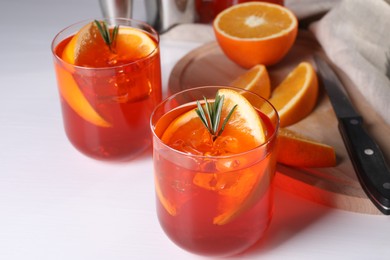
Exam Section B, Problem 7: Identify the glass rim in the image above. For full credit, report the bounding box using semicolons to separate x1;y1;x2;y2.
51;17;160;70
150;85;280;160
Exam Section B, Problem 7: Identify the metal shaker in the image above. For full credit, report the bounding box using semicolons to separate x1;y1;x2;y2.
99;0;133;19
145;0;197;33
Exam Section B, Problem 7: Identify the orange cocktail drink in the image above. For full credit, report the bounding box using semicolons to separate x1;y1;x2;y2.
151;86;279;256
52;18;162;160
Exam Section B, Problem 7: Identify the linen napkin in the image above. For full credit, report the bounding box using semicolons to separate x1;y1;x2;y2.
309;0;390;125
286;0;340;19
160;23;214;43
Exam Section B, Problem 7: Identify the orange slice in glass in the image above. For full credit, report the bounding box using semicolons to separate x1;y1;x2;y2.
162;88;266;153
55;65;111;127
159;89;270;224
63;22;156;66
193;158;272;225
59;21;156;127
154;175;177;216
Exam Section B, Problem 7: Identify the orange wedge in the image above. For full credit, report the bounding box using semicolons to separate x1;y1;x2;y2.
158;89;271;225
154;175;177;216
269;62;319;127
213;2;298;68
54;65;111;127
230;64;271;99
114;27;157;62
192;158;271;225
58;21;157;127
277;128;336;167
162;88;266;154
63;22;156;66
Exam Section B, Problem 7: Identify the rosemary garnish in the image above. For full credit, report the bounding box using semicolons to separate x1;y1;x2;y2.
94;20;119;53
195;93;237;142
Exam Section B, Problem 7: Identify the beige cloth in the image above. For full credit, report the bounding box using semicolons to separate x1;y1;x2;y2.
309;0;390;125
286;0;341;19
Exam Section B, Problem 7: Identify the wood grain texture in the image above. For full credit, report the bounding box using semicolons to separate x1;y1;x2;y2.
168;31;390;215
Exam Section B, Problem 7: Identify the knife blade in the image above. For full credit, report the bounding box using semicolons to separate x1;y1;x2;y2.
314;55;390;215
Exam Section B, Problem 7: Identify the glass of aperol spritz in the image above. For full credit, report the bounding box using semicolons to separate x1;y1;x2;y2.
52;18;162;161
150;86;279;257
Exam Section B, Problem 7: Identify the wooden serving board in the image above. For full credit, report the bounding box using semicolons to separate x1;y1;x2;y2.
168;31;390;215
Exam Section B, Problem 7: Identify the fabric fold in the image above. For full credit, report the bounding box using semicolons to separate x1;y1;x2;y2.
310;0;390;125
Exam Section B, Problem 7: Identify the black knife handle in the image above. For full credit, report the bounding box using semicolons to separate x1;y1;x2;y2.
338;117;390;214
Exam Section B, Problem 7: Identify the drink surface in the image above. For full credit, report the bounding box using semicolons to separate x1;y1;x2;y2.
157;102;275;155
53;26;162;160
153;103;276;256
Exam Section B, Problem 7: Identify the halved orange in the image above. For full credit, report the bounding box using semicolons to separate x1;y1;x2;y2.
213;2;298;68
158;89;272;225
277;128;336;167
58;21;156;127
269;62;319;127
230;64;271;99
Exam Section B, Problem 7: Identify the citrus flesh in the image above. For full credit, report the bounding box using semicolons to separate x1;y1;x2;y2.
230;61;334;167
58;21;157;127
192;157;271;225
216;3;295;39
158;89;271;225
269;62;319;127
154;175;177;216
230;64;271;99
213;2;298;67
278;128;336;168
161;89;266;155
63;22;157;67
54;64;111;127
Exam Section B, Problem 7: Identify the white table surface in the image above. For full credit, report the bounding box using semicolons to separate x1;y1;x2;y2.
1;0;389;259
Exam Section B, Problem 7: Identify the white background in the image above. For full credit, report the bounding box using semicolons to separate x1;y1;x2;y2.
0;0;389;259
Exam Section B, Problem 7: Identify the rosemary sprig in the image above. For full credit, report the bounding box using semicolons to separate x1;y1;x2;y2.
94;20;119;53
195;93;237;142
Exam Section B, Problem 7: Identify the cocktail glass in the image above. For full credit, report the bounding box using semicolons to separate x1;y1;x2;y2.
52;18;162;161
150;86;279;257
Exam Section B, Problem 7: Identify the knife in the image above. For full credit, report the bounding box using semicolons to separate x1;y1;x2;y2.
314;55;390;215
